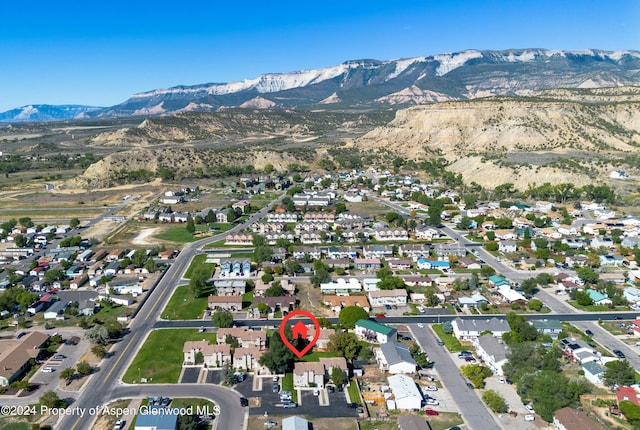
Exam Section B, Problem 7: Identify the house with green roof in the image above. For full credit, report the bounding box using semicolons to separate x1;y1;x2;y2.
355;319;397;344
488;275;510;288
586;289;612;306
531;319;563;339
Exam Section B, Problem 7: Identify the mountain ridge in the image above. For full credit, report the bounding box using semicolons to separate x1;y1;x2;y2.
2;48;640;123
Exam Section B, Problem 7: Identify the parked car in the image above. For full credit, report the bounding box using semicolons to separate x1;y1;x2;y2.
425;398;439;406
525;404;536;414
240;397;249;407
498;377;505;384
458;351;473;358
464;356;477;362
154;397;163;406
113;419;125;430
425;385;438;391
424;409;439;416
160;397;171;407
282;402;297;408
53;354;66;360
41;366;54;373
236;372;246;382
272;383;280;393
524;414;535;421
437;339;445;346
417;323;424;328
198;326;206;333
327;386;335;393
272;376;279;382
264;420;278;427
585;329;593;336
614;349;626;359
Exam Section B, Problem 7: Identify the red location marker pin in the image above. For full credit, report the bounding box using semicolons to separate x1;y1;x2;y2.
279;310;321;359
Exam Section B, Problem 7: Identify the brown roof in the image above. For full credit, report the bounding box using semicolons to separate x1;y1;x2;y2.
183;341;231;356
294;361;326;375
554;407;602;430
233;346;264;358
217;328;267;343
0;331;49;381
208;296;243;304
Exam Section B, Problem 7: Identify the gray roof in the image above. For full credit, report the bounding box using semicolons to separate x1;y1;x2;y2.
453;317;510;333
531;319;563;331
583;361;605;375
398;414;431;430
282;416;309;430
380;342;417;367
476;334;509;362
135;406;179;430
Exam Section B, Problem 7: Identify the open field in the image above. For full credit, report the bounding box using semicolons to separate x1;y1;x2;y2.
183;254;216;279
248;416;357;430
122;329;217;383
162;285;209;320
432;324;470;352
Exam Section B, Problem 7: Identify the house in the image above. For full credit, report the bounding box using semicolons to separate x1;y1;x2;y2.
70;273;89;290
586;289;612;306
451;317;510;341
386;374;422;410
368;289;408;307
624;287;640;304
216;208;233;223
293;357;348;389
225;233;254;245
219;258;251;277
553;407;603;430
320;278;362;295
497;286;528;304
414;226;440;240
599;254;624;266
354;258;382;270
207;296;243;311
362;245;393;259
622;236;640;249
457;257;481;270
78;299;96;317
416;258;450;270
107;249;124;261
282;416;310;430
135;406;179;430
216;328;267;349
398;414;431;430
387;258;412;270
107;278;144;296
355;319;397;344
305;326;336;350
531;319;564;339
43;301;67;320
375;342;417;374
323;295;371;313
398;244;431;259
591;236;614;249
434;243;466;260
401;276;433;287
232;346;265;371
582;361;606;385
97;294;134;306
488;275;510;288
183;341;231;367
213;280;246;296
375;228;409;242
253;296;296;314
498;240;517;253
292;246;322;260
617;387;640;406
362;278;381;292
559;337;596;363
473;334;509;376
232;200;251;213
0;331;49;386
458;292;490;308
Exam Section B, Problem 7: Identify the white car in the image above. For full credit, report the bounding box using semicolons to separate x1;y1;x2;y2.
525;404;536;414
41;366;54;373
498;377;505;384
524;414;535;421
425;385;438;391
417;323;424;328
425;398;439;406
113;420;124;430
313;389;319;396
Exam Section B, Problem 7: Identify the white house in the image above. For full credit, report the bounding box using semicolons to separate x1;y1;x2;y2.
375;342;417;374
451;317;510;341
320;278;362;296
386;374;422;410
582;361;606;385
473;334;509;376
355;319;397;344
368;289;407;307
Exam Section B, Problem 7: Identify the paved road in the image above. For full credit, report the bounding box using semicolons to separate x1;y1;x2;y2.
408;324;503;430
571;320;640;371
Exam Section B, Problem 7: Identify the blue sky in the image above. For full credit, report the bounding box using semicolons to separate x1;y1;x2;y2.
0;0;637;112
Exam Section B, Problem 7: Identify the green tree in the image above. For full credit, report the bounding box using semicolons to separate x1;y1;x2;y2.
59;367;75;385
205;209;216;224
327;332;361;361
603;360;636;387
527;299;543;311
485;242;499;252
69;217;80;229
427;203;443;227
530;370;590;422
259;331;295;373
189;265;210;298
576;267;599;284
221;363;237;386
442;321;454;334
39;391;63;408
619;400;640;427
76;361;92;376
339;306;369;329
310;268;331;287
575;290;594;306
461;364;492;388
265;284;284;297
91;344;108;358
212;309;234;328
520;278;538;296
186;215;196;234
19;217;34;228
482;390;508;413
331;367;346;387
85;325;109;345
254;246;273;264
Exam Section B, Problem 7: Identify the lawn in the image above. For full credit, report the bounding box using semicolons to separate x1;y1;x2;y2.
154;224;209;243
162;285;209;320
569;302;629;312
432;324;469;352
123;329;217;383
282;372;298;403
347;379;361;403
299;351;338;362
183;254;216;279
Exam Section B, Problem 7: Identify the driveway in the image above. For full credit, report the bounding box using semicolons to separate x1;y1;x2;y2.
484;376;537;429
180;367;201;384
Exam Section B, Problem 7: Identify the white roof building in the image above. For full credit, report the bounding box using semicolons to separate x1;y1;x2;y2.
386;374;422;410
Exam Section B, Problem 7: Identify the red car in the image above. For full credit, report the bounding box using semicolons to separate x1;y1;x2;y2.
425;409;439;416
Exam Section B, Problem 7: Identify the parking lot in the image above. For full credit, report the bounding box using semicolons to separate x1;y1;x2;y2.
179;367;201;383
235;375;358;418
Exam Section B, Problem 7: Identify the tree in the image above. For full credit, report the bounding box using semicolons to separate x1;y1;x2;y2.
261;273;274;283
461;364;492;388
189;265;210;298
331;367;346;387
91;344;107;358
576;266;599;284
69;217;80;228
265;284;284;297
575;290;594;306
310;268;331;287
19;217;34;228
339;306;369;329
485;242;499;252
44;269;64;283
39;391;63;408
60;367;75;385
105;322;124;339
603;360;636;387
144;258;157;273
186;215;196;234
85;325;109;345
528;299;543;311
530;370;590;422
482;390;508;413
259;331;295;373
212;309;234;328
254;246;273;264
520;278;538;296
427;203;443;227
442;321;453;334
327;332;361;361
221;363;237;386
620;401;640;427
14;234;26;247
205;209;216;224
